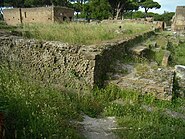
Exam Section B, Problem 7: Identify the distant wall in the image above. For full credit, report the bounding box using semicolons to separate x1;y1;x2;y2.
3;8;21;26
172;6;185;32
3;7;74;26
101;19;165;31
21;7;53;24
0;31;154;90
54;7;74;22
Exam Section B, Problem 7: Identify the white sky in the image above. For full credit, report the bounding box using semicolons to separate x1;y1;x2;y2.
139;0;185;14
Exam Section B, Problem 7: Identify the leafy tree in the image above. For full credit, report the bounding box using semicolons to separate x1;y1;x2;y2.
124;0;139;19
151;11;175;26
51;0;71;6
162;12;175;25
140;0;161;14
3;0;24;7
108;0;139;20
132;11;145;18
108;0;126;19
3;0;72;7
89;0;111;20
72;2;82;18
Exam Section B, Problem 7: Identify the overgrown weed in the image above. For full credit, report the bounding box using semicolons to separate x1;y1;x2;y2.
1;67;185;138
22;22;151;45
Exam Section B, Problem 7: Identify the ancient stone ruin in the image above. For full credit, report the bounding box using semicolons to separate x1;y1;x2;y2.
3;6;74;26
172;6;185;32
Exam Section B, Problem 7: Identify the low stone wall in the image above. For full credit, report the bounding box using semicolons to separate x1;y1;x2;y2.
94;31;155;86
0;31;154;90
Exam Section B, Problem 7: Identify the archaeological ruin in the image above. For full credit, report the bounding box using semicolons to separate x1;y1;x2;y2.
171;6;185;32
3;6;74;26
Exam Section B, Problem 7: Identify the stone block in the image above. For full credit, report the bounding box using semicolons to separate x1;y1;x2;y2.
162;50;171;67
175;65;185;79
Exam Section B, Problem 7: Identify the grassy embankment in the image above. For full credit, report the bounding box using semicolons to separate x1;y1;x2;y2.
0;20;152;45
1;21;185;138
22;22;151;45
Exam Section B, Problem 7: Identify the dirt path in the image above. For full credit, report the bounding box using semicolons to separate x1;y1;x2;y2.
79;115;118;139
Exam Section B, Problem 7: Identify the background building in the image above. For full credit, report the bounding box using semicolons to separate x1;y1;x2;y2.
3;6;74;26
171;6;185;32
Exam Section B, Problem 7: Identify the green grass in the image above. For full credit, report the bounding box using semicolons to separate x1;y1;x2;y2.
22;22;151;45
103;94;185;139
154;49;165;65
173;43;185;65
0;20;151;45
0;21;17;31
1;66;185;138
0;67;83;138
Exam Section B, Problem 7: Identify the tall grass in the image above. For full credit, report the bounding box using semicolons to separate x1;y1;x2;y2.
0;21;17;31
0;67;83;138
1;66;185;138
173;43;185;65
23;22;151;45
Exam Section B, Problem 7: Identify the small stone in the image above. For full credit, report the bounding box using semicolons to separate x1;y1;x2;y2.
175;65;185;79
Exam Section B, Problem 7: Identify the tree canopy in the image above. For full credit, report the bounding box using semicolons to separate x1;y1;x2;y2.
2;0;72;7
89;0;111;20
0;0;163;20
140;0;161;14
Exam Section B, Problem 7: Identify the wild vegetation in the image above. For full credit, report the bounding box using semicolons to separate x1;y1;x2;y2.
23;22;151;45
1;65;185;138
124;11;175;26
173;42;185;65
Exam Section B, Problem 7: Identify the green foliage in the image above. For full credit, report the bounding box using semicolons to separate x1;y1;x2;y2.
102;87;185;138
159;12;175;26
108;0;140;19
3;0;71;7
140;0;161;14
72;2;82;13
173;43;185;65
154;50;164;65
124;11;145;19
0;21;17;31
89;0;111;20
124;11;174;26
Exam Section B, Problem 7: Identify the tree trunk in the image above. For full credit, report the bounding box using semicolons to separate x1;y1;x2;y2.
115;8;121;20
144;8;148;18
115;2;124;20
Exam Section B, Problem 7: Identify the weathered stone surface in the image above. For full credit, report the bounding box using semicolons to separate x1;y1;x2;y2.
108;62;174;100
175;65;185;97
0;30;154;91
3;7;74;26
172;6;185;32
130;45;149;57
0;36;94;91
175;65;185;79
161;50;171;67
79;115;118;139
